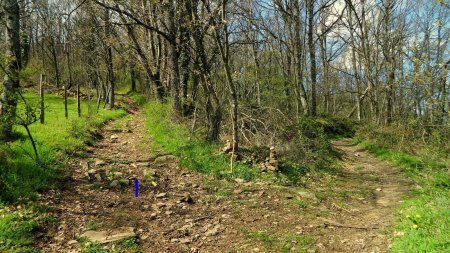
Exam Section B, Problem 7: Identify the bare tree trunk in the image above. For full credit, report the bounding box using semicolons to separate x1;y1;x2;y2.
65;34;73;90
348;7;362;120
167;1;182;115
440;60;449;122
0;0;21;140
180;1;191;107
104;2;115;109
307;0;317;116
190;6;222;141
383;0;395;125
120;13;165;101
319;23;330;114
130;66;137;92
50;36;61;87
292;0;309;114
19;0;30;68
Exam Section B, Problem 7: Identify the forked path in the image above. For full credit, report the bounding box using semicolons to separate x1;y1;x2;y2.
37;108;411;253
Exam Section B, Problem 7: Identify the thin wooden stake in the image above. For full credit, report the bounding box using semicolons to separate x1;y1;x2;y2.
64;85;68;118
77;82;81;117
39;73;45;124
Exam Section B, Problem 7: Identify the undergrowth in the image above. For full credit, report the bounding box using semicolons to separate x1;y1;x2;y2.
277;116;350;184
143;101;349;185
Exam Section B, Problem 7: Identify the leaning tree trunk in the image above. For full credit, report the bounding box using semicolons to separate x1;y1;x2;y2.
0;0;21;140
191;14;222;141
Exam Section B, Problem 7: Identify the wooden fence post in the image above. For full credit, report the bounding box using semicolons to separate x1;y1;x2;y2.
64;85;68;118
39;73;45;124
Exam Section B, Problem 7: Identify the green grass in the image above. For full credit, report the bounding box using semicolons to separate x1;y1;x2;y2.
353;139;450;253
247;230;278;244
292;199;308;208
144;101;260;181
80;238;139;253
20;92;127;153
0;92;125;202
202;179;233;195
0;91;126;252
128;91;147;106
244;229;312;252
0;208;39;252
86;221;99;231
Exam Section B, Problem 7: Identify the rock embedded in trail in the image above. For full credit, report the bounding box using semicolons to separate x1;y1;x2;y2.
111;171;123;179
87;169;107;182
80;227;136;244
119;179;130;186
136;161;151;167
87;169;97;180
179;193;194;204
284;193;294;199
143;168;158;178
204;225;221;237
179;237;192;244
234;178;245;184
298;191;318;201
109;180;120;188
150;213;158;220
80;161;90;171
154;155;178;164
156;192;168;198
94;159;106;166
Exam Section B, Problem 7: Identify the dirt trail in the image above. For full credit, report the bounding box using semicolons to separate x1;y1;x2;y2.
37;109;410;253
307;139;412;252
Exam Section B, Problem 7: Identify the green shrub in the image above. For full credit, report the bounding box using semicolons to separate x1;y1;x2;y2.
356;120;450;160
277;116;341;182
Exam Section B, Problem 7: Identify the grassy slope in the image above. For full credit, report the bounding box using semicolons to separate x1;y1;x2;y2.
353;139;449;253
0;92;126;252
144;101;261;181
